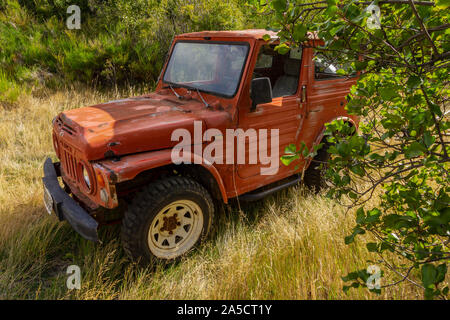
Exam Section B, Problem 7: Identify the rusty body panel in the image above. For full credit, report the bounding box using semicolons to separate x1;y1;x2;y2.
55;92;232;161
50;29;359;215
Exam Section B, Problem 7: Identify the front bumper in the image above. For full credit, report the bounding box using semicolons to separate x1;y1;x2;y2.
42;158;99;242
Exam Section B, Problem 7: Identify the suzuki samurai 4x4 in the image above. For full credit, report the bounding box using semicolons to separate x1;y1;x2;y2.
42;29;358;263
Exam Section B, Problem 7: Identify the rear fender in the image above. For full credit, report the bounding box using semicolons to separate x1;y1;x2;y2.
302;116;357;171
313;116;358;146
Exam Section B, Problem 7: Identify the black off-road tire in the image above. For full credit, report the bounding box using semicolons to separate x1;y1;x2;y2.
121;176;214;265
303;143;331;192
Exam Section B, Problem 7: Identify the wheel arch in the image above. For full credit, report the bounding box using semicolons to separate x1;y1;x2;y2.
313;116;358;146
101;149;228;203
303;116;357;172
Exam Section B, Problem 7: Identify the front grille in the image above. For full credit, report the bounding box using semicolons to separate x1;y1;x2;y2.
55;116;77;135
54;115;80;182
61;147;78;182
62;123;76;135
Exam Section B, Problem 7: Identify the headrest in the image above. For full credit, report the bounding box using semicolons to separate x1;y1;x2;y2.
284;58;301;76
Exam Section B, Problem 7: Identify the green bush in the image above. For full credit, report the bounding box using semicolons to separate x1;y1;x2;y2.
0;70;23;105
0;0;267;104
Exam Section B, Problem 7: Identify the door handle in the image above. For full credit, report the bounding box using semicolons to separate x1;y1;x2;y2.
300;85;309;117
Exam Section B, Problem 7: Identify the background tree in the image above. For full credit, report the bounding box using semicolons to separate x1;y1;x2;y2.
255;0;449;299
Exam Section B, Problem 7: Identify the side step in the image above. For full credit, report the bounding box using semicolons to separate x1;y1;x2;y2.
238;176;302;202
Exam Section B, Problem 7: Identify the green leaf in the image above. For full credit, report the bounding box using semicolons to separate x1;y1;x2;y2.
424;288;435;300
343;281;361;293
301;145;310;157
341;271;359;282
366;242;378;252
356;207;365;224
284;143;297;154
421;264;437;288
274;43;290;55
406;75;422;89
366;209;381;224
423;132;435;148
262;34;271;41
272;0;286;12
379;86;399;101
345;227;365;244
380;242;394;252
325;5;338;17
435;264;447;284
344;235;354;245
436;0;450;9
281;154;299;166
405;142;427;159
350;164;365;176
354;61;368;71
293;24;307;41
348;191;357;199
429;103;443;117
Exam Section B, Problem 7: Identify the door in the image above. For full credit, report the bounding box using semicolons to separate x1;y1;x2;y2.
302;49;358;151
236;43;306;183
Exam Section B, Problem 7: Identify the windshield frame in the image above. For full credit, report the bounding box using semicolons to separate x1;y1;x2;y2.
162;40;251;99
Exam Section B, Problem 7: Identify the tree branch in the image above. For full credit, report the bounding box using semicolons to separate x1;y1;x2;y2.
408;0;440;56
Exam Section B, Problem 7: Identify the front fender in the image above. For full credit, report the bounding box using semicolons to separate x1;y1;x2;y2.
97;149;228;203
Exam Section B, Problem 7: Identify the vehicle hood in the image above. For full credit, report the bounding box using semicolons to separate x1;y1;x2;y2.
55;92;231;161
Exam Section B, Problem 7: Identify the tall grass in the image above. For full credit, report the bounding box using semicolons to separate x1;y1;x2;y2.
0;88;423;299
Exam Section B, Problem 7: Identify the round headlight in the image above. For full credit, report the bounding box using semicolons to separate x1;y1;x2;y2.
82;165;91;189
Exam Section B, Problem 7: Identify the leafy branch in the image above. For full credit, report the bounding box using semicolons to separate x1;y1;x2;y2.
259;0;450;299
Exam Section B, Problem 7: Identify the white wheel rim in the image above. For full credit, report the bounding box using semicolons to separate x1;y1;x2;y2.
147;199;204;259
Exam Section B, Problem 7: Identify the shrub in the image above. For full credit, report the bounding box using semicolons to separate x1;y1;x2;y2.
270;0;449;299
0;0;262;104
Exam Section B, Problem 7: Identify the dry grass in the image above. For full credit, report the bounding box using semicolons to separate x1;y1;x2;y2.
0;88;423;299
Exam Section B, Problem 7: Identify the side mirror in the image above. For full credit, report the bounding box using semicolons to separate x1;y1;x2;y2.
250;77;272;112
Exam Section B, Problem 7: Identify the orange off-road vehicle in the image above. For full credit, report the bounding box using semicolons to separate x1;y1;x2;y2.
42;29;358;263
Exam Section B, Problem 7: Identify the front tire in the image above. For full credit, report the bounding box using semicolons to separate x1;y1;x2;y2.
121;176;214;264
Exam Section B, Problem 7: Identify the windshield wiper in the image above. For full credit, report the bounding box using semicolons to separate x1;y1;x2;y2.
164;82;210;108
168;84;182;99
195;88;210;109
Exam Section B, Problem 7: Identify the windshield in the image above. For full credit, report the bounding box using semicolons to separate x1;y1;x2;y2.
163;41;249;97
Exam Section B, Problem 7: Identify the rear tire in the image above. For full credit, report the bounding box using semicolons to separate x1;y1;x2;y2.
303;143;331;192
121;176;214;264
